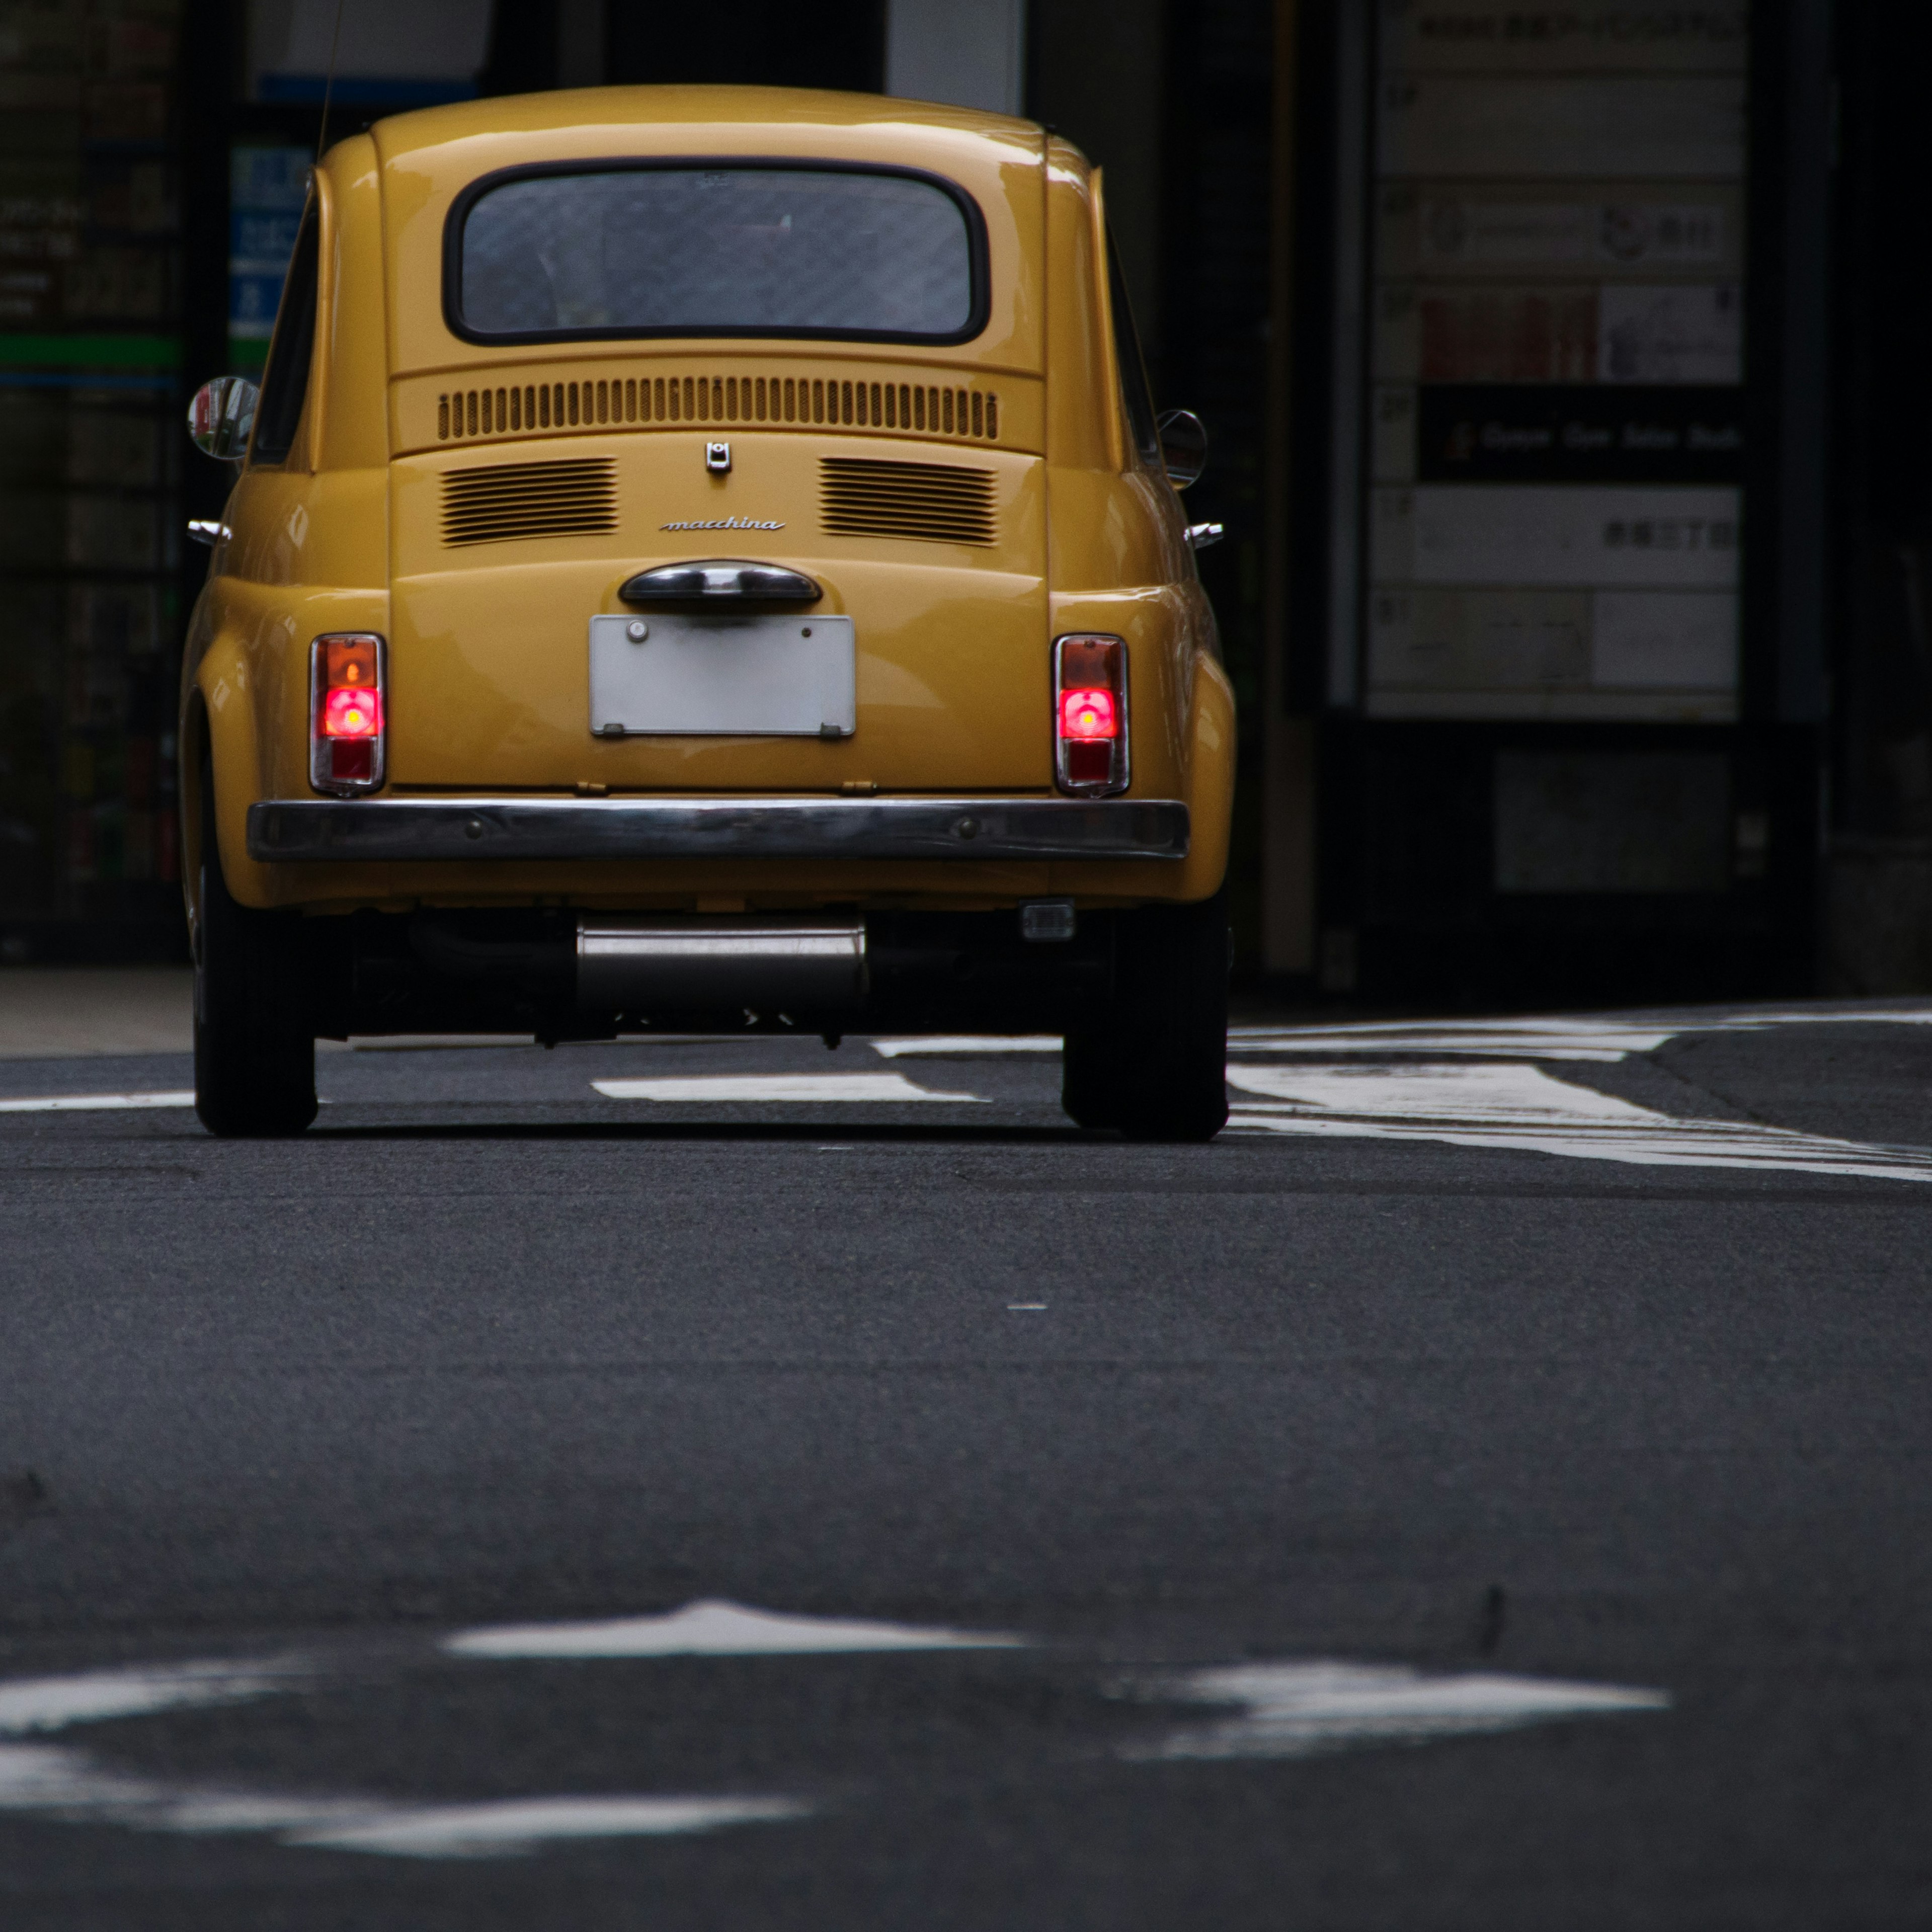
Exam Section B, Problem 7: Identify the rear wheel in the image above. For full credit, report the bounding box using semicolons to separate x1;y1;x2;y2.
194;764;317;1138
1061;889;1229;1142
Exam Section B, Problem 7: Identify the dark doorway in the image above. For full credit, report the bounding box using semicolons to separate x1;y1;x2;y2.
607;3;886;93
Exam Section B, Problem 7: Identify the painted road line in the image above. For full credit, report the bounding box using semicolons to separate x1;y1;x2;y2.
445;1598;1027;1659
1122;1660;1668;1761
868;1036;1061;1057
1225;1061;1932;1182
0;1743;804;1860
1228;1020;1676;1061
286;1794;808;1858
0;1662;314;1737
1230;1062;1652;1124
1227;1005;1932;1062
0;1091;196;1113
592;1074;986;1103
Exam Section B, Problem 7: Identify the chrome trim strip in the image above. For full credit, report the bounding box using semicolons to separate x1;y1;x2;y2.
247;795;1190;863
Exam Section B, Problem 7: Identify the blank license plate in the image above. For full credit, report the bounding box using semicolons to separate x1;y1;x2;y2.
588;613;856;738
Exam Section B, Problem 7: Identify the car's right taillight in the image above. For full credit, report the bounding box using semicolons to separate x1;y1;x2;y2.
1054;633;1129;796
309;632;386;794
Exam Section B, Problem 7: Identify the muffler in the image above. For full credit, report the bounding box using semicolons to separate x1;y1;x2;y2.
576;915;866;1015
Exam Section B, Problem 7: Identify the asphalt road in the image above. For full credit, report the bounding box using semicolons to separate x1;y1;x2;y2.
1;1004;1929;1927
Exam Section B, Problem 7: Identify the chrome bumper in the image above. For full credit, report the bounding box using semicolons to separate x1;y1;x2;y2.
246;795;1190;864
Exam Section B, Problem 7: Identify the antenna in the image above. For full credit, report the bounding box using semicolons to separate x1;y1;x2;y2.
315;0;347;165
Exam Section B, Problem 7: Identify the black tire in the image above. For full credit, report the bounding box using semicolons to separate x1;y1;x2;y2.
194;763;317;1138
1061;888;1229;1142
1060;1028;1124;1130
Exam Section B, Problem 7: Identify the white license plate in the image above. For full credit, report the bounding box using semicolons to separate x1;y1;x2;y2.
588;613;856;738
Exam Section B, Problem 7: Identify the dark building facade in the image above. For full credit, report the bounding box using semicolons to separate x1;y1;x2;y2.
2;0;1916;1010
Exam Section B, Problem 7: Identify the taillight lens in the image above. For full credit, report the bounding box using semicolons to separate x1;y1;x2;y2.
310;632;386;794
322;685;382;738
1054;634;1128;795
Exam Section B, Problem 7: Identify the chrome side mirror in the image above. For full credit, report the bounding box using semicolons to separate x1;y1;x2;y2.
187;375;259;462
1157;408;1208;489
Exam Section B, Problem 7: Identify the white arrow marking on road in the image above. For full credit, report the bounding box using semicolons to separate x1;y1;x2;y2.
0;1091;196;1113
445;1597;1027;1659
1124;1660;1668;1760
592;1073;985;1103
1225;1061;1932;1182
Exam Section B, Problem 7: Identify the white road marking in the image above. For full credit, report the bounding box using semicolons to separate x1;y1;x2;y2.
1230;1063;1651;1123
0;1091;196;1113
1125;1660;1668;1760
592;1074;985;1103
1229;1022;1671;1062
1229;1005;1932;1062
444;1597;1026;1659
284;1794;808;1858
0;1743;802;1860
0;1662;312;1736
1008;1303;1048;1311
1225;1061;1932;1182
868;1036;1061;1057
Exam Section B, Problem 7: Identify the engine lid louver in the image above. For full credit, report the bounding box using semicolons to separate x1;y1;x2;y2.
819;457;996;548
437;375;1000;445
441;457;617;547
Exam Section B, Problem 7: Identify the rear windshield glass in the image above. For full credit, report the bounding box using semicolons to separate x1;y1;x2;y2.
451;165;984;344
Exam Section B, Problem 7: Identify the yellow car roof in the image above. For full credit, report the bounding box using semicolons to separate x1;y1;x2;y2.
359;86;1051;380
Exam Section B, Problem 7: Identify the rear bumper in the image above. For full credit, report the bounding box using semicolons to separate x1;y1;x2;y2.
247;795;1190;864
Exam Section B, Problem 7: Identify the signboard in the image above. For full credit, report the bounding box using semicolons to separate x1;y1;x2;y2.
1361;1;1749;723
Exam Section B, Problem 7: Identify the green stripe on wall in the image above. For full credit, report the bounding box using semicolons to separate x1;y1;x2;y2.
0;335;183;370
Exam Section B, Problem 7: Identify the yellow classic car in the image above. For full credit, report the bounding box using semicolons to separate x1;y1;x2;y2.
181;86;1235;1141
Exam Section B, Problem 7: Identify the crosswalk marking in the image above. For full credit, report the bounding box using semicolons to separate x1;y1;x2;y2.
0;1091;195;1113
1226;1061;1932;1182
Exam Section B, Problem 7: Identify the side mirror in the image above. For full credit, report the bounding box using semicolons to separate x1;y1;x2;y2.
1157;409;1208;489
187;376;259;462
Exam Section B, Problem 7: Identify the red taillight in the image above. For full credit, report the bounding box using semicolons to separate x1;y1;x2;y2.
1059;688;1117;740
310;632;386;794
321;685;382;739
1053;634;1128;795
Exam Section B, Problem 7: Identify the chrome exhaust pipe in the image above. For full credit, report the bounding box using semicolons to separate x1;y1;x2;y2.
576;914;866;1014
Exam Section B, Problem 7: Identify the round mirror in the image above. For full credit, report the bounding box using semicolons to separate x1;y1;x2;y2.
187;375;259;463
1157;408;1209;489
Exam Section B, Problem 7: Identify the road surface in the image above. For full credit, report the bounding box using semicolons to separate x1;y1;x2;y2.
1;1002;1928;1927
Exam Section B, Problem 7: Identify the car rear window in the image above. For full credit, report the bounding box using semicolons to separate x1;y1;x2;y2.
450;164;985;345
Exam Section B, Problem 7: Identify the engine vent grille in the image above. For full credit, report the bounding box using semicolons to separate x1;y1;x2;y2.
440;457;617;547
820;458;996;547
437;376;1000;444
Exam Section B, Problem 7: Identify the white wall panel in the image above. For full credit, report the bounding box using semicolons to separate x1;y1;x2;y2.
1380;184;1743;280
1380;2;1749;76
1373;485;1742;589
1592;589;1738;686
887;0;1026;116
1599;285;1742;382
1379;77;1746;182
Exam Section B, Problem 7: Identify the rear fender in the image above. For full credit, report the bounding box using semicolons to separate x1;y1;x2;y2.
1042;581;1233;905
190;577;388;911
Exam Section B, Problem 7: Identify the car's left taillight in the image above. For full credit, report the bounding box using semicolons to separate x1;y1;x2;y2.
1053;633;1129;796
310;633;386;794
